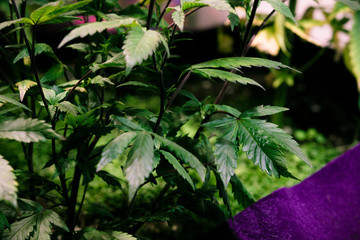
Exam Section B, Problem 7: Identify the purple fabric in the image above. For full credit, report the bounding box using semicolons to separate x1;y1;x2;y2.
228;144;360;240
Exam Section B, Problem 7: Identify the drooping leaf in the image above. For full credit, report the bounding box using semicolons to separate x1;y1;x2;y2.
13;43;60;64
117;81;157;90
112;116;146;131
96;171;122;189
204;104;241;117
0;156;18;208
122;25;167;75
170;6;185;31
230;174;255;209
0;18;33;31
125;132;154;200
15;80;37;102
160;150;195;190
3;209;68;240
228;12;240;31
189;57;298;72
240;105;289;118
0;211;10;231
263;0;297;24
335;0;360;10
0;95;31;111
192;68;264;89
40;64;64;83
152;134;206;181
57;101;79;116
350;12;360;90
58;18;137;48
213;118;239;187
89;75;114;87
91;53;125;72
47;0;92;18
96;131;137;171
0;118;63;143
30;1;62;24
80;229;136;240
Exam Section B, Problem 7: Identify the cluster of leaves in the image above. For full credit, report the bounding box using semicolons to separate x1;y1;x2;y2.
0;0;321;239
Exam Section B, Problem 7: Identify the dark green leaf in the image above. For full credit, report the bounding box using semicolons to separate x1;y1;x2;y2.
96;171;122;189
230;174;255;209
13;43;60;64
160;150;195;190
152;134;206;181
0;95;31;111
263;0;297;24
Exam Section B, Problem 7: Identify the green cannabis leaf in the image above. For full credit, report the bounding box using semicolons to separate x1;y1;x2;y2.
123;25;169;75
58;18;138;48
125;132;154;200
0;118;63;143
0;156;18;208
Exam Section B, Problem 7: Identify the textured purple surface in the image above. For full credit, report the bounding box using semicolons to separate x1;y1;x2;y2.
228;144;360;240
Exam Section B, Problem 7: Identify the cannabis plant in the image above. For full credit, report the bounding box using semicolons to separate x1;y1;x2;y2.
0;0;315;238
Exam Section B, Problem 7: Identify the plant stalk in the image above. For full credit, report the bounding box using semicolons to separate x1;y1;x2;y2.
146;0;156;29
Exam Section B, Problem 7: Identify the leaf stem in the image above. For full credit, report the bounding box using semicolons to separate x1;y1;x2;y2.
156;0;172;29
74;183;88;228
241;0;260;56
166;70;192;109
168;7;203;29
153;69;165;133
146;0;156;29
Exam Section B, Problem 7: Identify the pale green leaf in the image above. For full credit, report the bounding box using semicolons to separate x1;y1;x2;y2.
0;156;18;208
13;43;60;64
181;0;236;14
190;57;298;72
66;43;90;52
97;131;137;171
0;118;63;143
2;214;36;240
30;1;61;24
3;209;68;240
192;68;264;89
0;95;31;111
15;80;37;102
240;105;288;118
200;0;236;14
350;12;360;90
335;0;360;10
43;89;67;104
32;210;69;240
171;6;185;31
48;0;92;18
160;150;195;190
214;119;239;187
89;75;114;87
152;134;206;181
58;18;138;48
57;101;79;116
91;53;125;72
263;0;297;24
0;18;33;31
123;25;165;75
81;229;136;240
125;132;154;200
